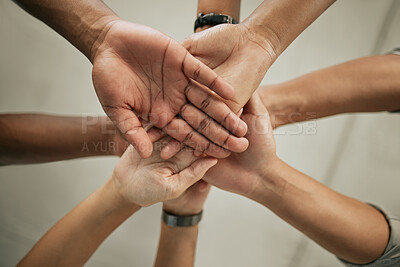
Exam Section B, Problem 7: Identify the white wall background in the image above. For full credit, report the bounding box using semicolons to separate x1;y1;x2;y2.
0;0;399;266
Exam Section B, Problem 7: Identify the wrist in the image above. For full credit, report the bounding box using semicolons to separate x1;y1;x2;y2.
248;157;288;203
89;16;121;63
162;204;203;217
240;20;280;64
102;177;141;212
258;84;307;128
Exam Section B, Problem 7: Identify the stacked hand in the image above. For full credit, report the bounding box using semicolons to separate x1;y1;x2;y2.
92;20;249;159
159;24;274;158
203;92;277;198
182;24;275;113
112;138;217;207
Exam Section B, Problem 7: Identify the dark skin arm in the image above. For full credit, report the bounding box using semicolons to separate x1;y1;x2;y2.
12;0;118;61
0;114;128;165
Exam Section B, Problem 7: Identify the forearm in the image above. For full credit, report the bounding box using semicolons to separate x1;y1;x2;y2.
18;178;140;266
242;0;335;58
250;159;389;264
0;114;115;165
12;0;119;61
154;222;199;267
259;54;400;127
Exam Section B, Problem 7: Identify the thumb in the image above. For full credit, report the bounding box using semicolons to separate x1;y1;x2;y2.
182;51;234;100
114;108;153;158
176;158;218;190
243;92;268;115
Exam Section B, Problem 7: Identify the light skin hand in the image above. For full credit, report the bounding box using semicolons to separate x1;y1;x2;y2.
160;23;272;159
92;20;248;159
205;93;389;264
112;138;217;207
203;92;277;196
182;24;274;114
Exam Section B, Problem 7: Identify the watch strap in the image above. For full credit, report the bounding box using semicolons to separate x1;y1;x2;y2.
162;210;203;227
194;13;238;32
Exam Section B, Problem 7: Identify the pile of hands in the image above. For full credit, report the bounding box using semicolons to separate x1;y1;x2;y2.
93;18;278;214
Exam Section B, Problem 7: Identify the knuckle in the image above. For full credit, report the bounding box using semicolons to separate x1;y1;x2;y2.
198;116;212;132
221;111;232;126
183;130;195;144
200;94;212;110
184;82;195;95
180;103;190;115
209;76;219;89
222;134;231;147
202;142;211;154
192;63;202;80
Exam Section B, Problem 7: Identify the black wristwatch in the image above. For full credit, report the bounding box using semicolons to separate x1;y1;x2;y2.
162;210;203;227
194;13;238;32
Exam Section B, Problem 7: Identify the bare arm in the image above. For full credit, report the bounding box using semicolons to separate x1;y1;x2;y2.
251;160;389;264
12;0;118;61
204;93;390;264
183;0;335;117
0;114;126;165
259;54;400;127
12;0;247;159
18;140;217;266
154;223;199;267
154;181;210;267
18;179;140;267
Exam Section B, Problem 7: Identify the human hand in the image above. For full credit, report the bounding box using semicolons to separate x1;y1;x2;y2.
203;92;278;197
92;20;248;159
163;180;211;216
112;139;217;207
182;24;275;113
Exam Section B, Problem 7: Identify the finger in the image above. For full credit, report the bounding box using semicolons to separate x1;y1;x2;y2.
176;158;218;189
160;138;184;160
163;117;231;158
196;180;211;192
113;108;153;158
185;82;247;137
180;103;249;153
182;52;234;100
243;92;268;115
147;127;166;143
139;118;153;131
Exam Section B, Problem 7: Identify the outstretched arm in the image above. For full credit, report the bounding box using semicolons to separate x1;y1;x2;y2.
204;93;390;264
0;114;127;165
184;0;335;115
154;180;211;267
18;140;217;266
17;179;140;267
12;0;118;61
259;54;400;128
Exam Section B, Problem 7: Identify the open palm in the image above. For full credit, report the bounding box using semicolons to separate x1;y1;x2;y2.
92;21;247;158
113;140;217;207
